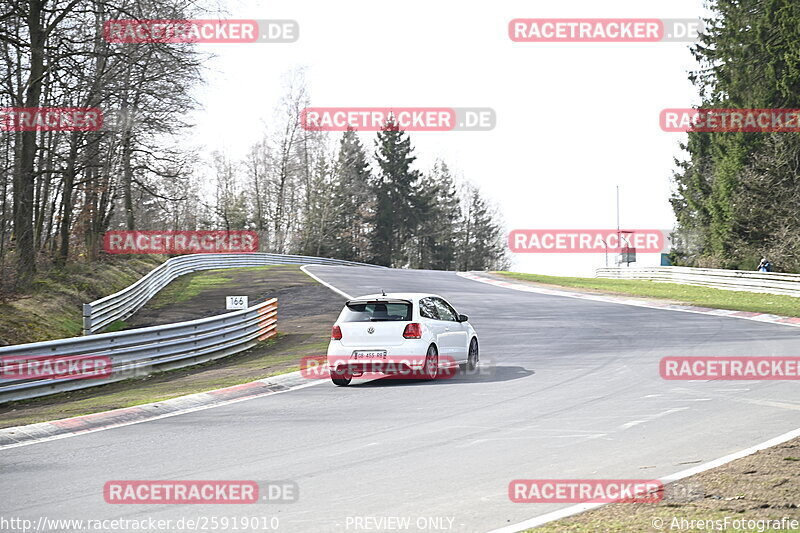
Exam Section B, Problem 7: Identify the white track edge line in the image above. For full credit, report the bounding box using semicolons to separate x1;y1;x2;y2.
465;270;800;530
301;264;353;299
486;426;800;533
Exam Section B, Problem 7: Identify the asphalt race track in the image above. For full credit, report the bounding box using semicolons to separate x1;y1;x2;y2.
2;265;800;532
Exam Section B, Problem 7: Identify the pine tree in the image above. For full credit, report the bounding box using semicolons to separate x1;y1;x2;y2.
329;130;373;261
671;0;800;268
415;161;462;270
300;155;338;257
460;185;507;271
370;117;420;267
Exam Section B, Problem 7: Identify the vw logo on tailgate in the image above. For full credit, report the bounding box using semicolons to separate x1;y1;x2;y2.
367;327;375;334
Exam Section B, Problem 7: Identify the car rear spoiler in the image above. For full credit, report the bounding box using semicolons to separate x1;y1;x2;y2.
346;298;411;307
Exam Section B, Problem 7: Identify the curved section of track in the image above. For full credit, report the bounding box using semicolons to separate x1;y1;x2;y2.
2;266;798;532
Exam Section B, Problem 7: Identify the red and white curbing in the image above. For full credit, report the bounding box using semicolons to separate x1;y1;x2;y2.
458;272;800;328
0;371;324;450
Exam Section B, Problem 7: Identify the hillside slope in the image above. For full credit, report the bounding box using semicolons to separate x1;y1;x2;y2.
0;256;165;345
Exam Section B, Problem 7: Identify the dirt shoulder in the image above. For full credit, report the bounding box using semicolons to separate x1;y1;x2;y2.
529;437;800;532
0;265;344;429
126;265;340;327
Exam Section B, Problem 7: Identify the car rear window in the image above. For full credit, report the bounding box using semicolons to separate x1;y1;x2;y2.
341;301;412;322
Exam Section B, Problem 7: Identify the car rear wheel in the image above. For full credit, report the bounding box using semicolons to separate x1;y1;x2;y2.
423;345;438;380
331;368;352;387
467;338;479;372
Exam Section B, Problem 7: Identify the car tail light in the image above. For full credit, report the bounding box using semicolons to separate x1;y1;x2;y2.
403;323;422;339
331;325;342;340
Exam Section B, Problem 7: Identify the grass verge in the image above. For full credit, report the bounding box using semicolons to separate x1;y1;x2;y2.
146;271;236;308
145;265;283;309
494;272;800;317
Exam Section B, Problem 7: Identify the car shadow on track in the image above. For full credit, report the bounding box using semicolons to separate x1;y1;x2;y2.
352;364;534;387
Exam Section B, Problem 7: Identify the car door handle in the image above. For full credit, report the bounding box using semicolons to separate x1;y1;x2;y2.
445;327;451;331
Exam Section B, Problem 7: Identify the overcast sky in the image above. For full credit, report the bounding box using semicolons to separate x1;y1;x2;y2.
186;0;710;276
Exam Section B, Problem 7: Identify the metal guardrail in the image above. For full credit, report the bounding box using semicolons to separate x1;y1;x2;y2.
84;253;378;334
0;253;377;403
0;299;278;404
596;266;800;297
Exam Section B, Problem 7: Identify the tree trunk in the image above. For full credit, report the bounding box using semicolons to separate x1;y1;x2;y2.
14;0;45;286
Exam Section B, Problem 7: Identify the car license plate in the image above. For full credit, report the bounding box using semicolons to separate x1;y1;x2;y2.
353;350;387;359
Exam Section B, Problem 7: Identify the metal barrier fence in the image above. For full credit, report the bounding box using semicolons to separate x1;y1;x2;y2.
84;253;378;334
595;266;800;297
0;299;277;404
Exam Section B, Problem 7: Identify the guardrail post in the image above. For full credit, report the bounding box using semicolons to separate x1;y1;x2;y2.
82;304;93;335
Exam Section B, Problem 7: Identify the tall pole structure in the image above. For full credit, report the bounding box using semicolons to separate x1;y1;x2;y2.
616;185;620;265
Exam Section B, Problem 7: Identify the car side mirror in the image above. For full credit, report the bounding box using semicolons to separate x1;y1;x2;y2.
458;314;469;322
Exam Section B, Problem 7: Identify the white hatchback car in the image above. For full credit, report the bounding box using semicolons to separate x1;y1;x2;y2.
326;293;479;386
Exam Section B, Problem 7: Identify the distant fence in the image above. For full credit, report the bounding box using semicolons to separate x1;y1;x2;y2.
595;266;800;297
83;253;379;334
0;299;277;404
